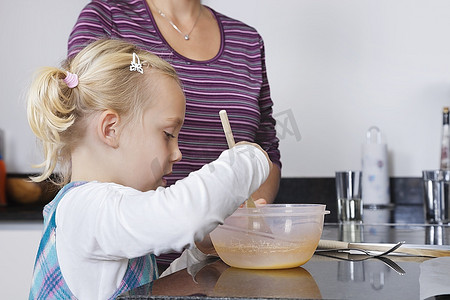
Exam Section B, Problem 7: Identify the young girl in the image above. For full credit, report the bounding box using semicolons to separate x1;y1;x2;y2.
27;39;271;300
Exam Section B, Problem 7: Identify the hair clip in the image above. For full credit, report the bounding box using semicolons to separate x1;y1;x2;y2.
63;71;79;88
130;53;144;74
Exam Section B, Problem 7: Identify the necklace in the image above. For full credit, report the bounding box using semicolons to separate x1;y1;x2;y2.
154;4;202;41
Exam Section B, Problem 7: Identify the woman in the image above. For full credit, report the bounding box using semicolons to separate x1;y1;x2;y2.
68;0;281;271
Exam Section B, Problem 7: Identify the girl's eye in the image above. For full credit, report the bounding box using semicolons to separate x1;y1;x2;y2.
164;131;176;139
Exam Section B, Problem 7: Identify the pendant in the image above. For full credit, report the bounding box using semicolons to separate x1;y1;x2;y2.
184;35;189;40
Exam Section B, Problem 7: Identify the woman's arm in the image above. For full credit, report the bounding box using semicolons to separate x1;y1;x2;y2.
253;37;282;204
251;164;280;204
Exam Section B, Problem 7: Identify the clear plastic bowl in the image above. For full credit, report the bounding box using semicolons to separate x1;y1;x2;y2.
210;204;329;269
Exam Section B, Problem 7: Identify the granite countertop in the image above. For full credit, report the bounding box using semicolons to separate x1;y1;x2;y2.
118;223;450;300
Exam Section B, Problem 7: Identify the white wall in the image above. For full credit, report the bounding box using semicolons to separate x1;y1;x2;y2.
0;0;90;173
1;0;450;177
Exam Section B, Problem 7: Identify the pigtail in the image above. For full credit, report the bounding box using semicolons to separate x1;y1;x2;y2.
27;67;77;184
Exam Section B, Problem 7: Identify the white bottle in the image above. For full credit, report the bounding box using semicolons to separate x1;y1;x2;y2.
361;126;390;208
440;107;450;170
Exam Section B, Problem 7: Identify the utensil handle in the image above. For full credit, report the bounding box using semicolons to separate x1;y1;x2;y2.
219;109;256;208
318;239;350;249
219;110;235;148
351;242;450;258
319;240;450;258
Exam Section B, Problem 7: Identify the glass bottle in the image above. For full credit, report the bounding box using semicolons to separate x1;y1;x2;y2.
440;107;450;170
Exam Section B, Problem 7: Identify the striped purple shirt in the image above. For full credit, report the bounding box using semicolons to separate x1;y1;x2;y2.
68;0;281;186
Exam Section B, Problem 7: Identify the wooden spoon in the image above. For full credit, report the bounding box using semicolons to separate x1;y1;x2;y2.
219;110;272;234
219;110;256;207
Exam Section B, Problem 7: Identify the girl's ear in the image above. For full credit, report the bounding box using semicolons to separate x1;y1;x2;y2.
97;110;120;148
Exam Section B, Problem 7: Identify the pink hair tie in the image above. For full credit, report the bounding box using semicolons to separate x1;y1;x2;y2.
63;71;79;88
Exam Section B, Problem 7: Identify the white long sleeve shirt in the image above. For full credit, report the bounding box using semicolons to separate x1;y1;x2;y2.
55;144;270;299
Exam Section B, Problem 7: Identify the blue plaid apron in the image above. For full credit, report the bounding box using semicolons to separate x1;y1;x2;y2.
29;181;157;299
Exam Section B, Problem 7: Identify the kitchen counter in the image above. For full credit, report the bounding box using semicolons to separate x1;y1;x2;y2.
0;204;45;221
118;220;450;300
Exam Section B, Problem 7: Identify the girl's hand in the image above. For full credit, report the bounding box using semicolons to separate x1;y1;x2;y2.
239;198;267;208
253;198;267;205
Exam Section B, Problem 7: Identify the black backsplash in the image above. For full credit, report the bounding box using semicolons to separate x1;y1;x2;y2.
2;176;425;222
274;177;424;223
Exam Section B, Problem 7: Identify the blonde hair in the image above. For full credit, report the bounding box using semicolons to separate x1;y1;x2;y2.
27;39;179;186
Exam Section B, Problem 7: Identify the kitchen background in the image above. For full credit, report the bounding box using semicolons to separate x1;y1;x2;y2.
1;0;450;298
2;0;450;178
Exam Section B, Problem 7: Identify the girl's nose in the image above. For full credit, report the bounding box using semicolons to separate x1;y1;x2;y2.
171;147;182;163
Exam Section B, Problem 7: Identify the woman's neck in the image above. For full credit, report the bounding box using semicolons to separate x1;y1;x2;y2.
149;0;202;23
146;0;220;61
